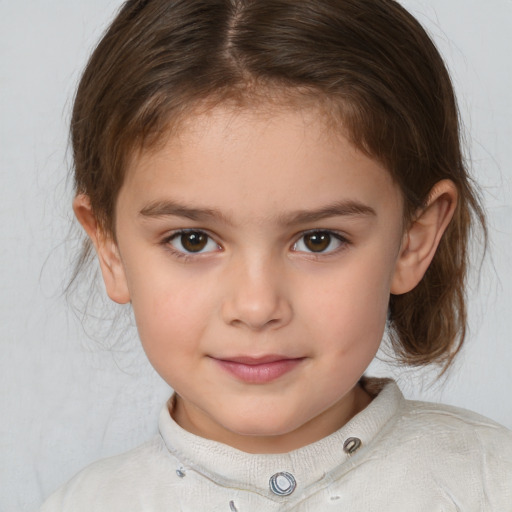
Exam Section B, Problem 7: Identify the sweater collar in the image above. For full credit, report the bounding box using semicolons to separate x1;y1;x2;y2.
158;378;402;500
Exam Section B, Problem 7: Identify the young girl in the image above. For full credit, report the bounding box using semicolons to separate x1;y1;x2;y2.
42;0;512;510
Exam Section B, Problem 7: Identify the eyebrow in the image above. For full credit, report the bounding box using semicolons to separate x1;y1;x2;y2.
139;201;232;223
138;199;376;225
279;201;376;225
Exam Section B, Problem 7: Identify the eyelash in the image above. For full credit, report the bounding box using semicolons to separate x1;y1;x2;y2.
162;230;221;260
291;230;350;256
161;229;350;259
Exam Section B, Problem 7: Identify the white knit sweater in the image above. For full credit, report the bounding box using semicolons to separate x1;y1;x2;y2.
41;379;512;511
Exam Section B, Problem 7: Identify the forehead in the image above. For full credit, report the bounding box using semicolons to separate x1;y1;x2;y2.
129;90;357;168
120;103;402;222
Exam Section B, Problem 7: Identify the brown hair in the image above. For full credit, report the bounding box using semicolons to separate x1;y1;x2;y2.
71;0;486;369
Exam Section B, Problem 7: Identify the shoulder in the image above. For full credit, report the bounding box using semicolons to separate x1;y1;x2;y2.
40;436;178;512
353;379;512;508
364;377;512;450
378;396;512;505
398;397;512;446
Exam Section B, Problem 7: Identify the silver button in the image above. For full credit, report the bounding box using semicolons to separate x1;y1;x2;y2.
269;472;296;496
343;437;362;454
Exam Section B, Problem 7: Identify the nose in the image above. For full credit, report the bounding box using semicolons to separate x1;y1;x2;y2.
221;255;293;331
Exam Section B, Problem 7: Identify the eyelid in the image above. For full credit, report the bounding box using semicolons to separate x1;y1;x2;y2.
160;228;350;259
291;229;350;254
163;229;222;256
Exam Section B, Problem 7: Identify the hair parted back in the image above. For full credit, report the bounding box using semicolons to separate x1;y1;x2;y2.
71;0;486;370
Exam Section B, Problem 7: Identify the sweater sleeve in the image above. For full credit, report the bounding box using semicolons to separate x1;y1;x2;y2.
477;421;512;509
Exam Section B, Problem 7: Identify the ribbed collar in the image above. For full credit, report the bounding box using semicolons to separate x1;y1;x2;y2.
158;378;402;501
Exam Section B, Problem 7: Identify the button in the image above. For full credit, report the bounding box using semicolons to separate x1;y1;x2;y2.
269;472;296;496
343;437;362;454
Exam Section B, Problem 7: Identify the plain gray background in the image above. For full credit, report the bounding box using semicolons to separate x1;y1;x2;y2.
1;1;511;510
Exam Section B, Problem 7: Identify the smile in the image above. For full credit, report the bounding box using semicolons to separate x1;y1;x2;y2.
212;355;305;384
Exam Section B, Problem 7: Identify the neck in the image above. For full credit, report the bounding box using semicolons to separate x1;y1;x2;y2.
172;383;373;454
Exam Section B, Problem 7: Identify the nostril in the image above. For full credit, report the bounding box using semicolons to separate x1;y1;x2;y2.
222;294;293;331
228;313;283;331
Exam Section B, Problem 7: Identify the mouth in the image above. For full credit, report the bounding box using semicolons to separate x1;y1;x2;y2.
211;355;305;384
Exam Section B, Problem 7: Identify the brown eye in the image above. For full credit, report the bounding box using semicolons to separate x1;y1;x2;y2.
169;231;218;254
304;232;331;252
181;232;207;252
293;231;344;254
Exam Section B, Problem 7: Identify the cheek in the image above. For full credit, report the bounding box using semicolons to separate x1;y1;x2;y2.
128;272;214;365
301;254;395;348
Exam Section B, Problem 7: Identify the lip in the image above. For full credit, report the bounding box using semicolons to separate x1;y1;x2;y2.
212;355;305;384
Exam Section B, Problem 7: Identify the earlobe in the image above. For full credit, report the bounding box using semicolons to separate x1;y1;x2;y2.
73;194;131;304
391;180;458;295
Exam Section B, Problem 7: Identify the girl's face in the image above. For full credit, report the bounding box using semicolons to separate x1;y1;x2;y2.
111;105;406;453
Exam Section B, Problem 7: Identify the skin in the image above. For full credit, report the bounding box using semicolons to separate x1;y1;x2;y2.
75;104;457;454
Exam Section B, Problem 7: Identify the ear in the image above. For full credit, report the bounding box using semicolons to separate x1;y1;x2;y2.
73;194;130;304
391;180;457;295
